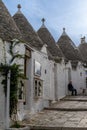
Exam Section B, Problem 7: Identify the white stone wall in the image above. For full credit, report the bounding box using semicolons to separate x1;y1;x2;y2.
71;62;86;94
0;38;86;126
4;41;25;69
0;39;25;127
0;39;7;128
47;60;55;100
63;61;86;95
56;61;66;100
53;60;71;100
59;61;86;96
0;39;6;64
27;50;50;113
64;62;72;95
25;47;57;113
0;76;5;128
25;49;86;114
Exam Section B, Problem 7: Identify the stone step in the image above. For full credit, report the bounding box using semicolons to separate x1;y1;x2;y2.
61;96;87;102
44;107;87;111
25;96;87;130
30;126;87;130
61;99;87;102
46;100;87;111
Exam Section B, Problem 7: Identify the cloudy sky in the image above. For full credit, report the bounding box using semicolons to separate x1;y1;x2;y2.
3;0;87;46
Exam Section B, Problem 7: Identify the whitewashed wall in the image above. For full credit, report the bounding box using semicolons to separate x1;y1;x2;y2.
56;60;66;100
3;39;25;120
64;61;72;95
0;37;86;127
0;39;7;128
58;61;86;96
26;50;51;113
71;62;86;94
47;60;55;101
4;41;25;69
53;60;72;100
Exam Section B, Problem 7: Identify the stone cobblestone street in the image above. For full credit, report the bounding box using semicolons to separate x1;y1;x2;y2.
24;110;87;127
23;96;87;129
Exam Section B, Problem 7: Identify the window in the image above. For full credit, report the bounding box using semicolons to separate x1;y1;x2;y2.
34;78;43;97
34;60;41;77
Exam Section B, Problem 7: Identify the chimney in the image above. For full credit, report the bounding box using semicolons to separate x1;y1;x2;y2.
81;36;86;44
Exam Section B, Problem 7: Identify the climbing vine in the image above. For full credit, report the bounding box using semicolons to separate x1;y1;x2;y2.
0;40;25;117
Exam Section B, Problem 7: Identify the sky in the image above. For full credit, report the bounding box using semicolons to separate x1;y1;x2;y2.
3;0;87;46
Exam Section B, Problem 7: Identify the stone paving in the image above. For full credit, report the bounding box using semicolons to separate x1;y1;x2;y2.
23;96;87;129
45;96;87;111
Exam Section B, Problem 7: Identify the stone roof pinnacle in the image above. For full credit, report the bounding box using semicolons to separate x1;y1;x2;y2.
62;27;67;36
41;18;46;28
17;4;21;14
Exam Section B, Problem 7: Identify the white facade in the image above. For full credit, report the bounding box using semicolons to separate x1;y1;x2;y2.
56;61;66;99
0;38;25;128
71;62;86;94
0;39;8;128
64;61;86;95
25;47;53;114
0;38;86;128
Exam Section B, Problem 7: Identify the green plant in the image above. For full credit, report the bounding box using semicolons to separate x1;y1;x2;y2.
10;63;25;116
10;121;21;128
0;64;10;95
0;40;25;117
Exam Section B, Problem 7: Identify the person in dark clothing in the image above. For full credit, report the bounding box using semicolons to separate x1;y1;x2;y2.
68;81;77;96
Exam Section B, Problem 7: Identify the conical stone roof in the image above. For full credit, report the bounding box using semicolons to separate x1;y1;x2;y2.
37;18;64;58
57;28;82;61
78;37;87;63
0;0;22;41
13;5;43;50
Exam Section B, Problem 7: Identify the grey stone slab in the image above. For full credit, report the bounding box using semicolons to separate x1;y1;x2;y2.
30;125;62;130
63;121;78;127
62;127;87;130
